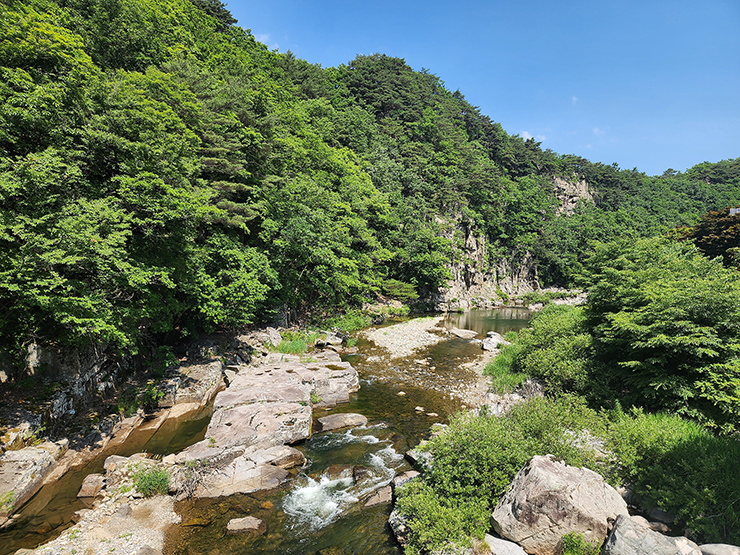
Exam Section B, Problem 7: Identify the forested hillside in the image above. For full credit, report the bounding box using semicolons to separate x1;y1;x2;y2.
1;0;739;366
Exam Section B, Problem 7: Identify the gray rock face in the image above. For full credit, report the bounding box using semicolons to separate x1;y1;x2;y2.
484;534;529;555
226;515;266;535
316;413;368;432
700;545;740;555
492;454;628;555
391;470;420;498
602;514;701;555
0;440;67;516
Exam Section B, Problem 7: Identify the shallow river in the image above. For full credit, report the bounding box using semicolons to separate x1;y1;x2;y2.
2;308;531;555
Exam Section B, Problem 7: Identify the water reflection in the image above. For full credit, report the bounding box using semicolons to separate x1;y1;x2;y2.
442;307;532;336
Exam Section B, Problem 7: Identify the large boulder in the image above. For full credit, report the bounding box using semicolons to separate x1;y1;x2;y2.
492;454;628;555
602;514;701;555
699;546;740;555
449;328;479;340
484;534;528;555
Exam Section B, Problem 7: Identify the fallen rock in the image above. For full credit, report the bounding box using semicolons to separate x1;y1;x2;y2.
602;514;701;555
77;473;104;498
226;515;266;535
365;485;392;507
492;454;628;555
484;534;528;555
316;413;368;432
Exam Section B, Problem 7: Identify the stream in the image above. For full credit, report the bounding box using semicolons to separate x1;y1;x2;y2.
1;308;531;555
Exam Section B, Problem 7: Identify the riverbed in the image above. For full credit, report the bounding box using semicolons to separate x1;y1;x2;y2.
2;308;531;555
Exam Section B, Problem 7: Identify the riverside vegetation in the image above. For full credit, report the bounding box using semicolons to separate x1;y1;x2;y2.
1;1;740;554
396;235;740;554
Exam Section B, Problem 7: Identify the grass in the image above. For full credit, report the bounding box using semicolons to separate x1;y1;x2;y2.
133;466;170;497
483;336;527;394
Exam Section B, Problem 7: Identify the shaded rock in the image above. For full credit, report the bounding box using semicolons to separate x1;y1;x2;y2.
352;465;373;485
321;464;353;481
492;454;628;555
316;413;368;432
226;515;266;535
364;485;392;508
700;545;740;555
449;328;478;340
405;444;433;469
388;508;409;546
77;473;104;498
603;514;701;555
484;534;528;555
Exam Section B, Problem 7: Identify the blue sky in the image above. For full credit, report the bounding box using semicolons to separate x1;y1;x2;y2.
226;0;739;176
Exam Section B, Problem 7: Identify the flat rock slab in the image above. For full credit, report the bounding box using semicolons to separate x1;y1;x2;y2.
492;454;628;555
449;328;479;339
316;413;368;432
0;440;67;516
194;458;289;499
364;485;392;508
246;445;305;469
226;516;266;535
603;514;701;555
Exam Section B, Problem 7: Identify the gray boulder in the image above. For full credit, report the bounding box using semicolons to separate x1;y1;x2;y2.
602;514;701;555
492;454;628;555
316;413;368;432
364;485;392;507
77;473;104;498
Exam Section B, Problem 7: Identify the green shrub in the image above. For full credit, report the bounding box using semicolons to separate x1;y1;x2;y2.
396;396;605;554
133;466;170;497
560;532;601;555
607;407;740;543
321;309;371;333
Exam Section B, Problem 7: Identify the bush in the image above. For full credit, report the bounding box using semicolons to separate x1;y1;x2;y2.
607;407;740;543
396;396;605;554
320;309;371;333
133;466;170;497
560;532;601;555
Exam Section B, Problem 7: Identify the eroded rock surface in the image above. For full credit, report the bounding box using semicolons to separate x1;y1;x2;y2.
316;413;368;432
492;454;628;555
602;514;701;555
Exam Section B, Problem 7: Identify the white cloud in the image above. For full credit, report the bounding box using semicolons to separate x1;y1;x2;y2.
536;134;547;141
521;131;546;142
255;34;279;49
571;96;578;105
521;131;533;139
593;127;606;136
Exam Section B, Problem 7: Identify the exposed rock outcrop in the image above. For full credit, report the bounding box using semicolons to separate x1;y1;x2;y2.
553;175;593;215
492;454;629;555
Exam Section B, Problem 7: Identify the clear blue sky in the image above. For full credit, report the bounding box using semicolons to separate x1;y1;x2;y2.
226;0;739;176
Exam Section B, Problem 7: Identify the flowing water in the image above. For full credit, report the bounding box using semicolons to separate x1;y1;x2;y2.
2;308;531;555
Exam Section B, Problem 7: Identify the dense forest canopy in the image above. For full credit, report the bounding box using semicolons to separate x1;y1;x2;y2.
1;0;739;366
